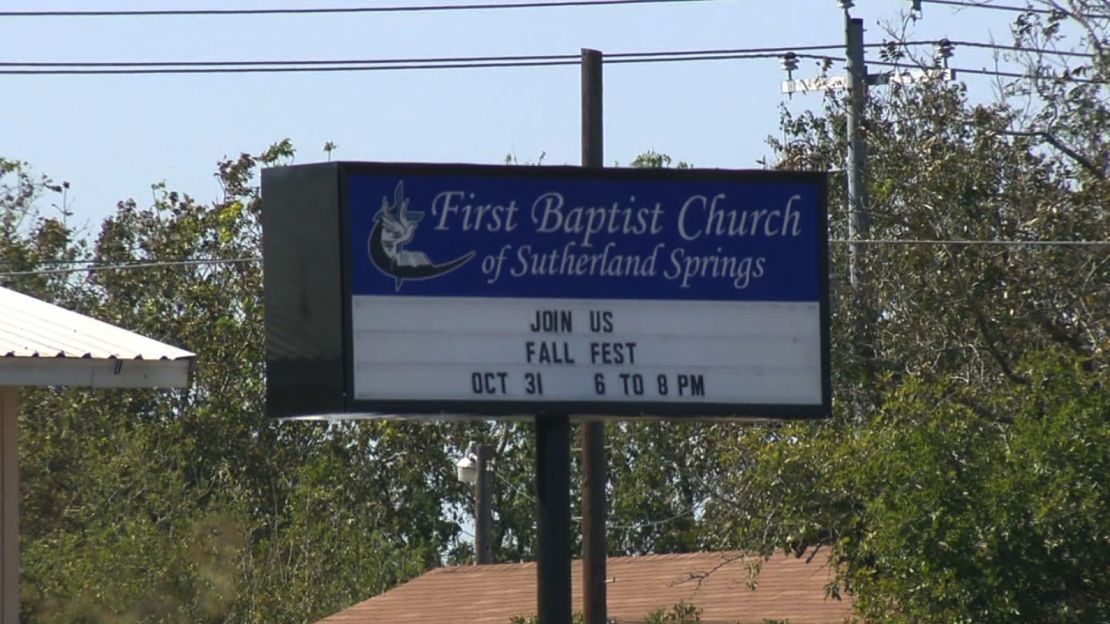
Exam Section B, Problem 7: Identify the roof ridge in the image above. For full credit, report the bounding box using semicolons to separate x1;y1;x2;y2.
426;550;755;575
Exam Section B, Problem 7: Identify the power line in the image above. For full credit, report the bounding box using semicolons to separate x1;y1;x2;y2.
0;53;578;68
833;238;1110;247
0;41;929;71
0;0;720;18
921;0;1110;19
0;51;842;76
2;239;1107;277
493;470;536;504
866;58;1107;84
0;45;848;69
5;39;1099;77
0;259;99;266
0;59;578;76
0;41;934;72
606;507;697;531
0;257;259;277
950;39;1098;59
611;51;841;64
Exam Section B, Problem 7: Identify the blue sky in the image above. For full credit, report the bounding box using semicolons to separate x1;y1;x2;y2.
2;1;1021;229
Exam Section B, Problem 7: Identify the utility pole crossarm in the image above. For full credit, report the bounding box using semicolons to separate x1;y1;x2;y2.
781;75;848;94
782;67;955;94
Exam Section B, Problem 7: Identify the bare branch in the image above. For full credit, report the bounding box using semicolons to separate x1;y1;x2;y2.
1000;129;1106;178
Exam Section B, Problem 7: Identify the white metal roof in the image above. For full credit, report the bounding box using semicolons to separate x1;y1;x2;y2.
0;286;194;388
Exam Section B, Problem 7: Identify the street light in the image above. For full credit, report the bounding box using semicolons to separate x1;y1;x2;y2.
456;442;478;485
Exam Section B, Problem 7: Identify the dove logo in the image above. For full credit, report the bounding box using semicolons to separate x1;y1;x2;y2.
368;180;476;290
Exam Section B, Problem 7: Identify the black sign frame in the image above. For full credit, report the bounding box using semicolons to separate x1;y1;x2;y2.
262;161;830;420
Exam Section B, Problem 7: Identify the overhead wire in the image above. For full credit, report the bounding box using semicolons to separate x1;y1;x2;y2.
0;0;720;18
493;470;535;504
0;53;580;68
0;59;578;76
921;0;1110;19
866;58;1107;83
0;45;853;69
832;238;1110;247
2;239;1107;277
0;17;1100;268
0;49;845;75
605;506;698;531
949;39;1098;59
0;39;1099;78
5;0;1106;20
0;258;259;277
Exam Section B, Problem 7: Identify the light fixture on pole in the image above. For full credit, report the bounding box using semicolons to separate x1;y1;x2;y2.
456;442;478;486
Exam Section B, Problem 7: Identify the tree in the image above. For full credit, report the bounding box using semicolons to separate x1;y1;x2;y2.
703;350;1110;622
698;2;1110;621
5;144;479;622
6;6;1107;613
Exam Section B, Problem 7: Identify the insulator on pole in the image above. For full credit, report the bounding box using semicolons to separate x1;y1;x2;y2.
934;38;954;67
781;52;799;79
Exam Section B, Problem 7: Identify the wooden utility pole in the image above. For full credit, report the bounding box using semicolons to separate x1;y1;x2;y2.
475;443;493;565
844;13;869;289
580;47;608;624
784;5;951;374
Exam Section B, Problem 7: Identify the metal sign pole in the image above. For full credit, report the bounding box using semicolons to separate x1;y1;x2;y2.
535;414;571;624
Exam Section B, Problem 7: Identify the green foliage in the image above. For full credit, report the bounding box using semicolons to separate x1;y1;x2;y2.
705;353;1110;622
510;603;702;624
509;612;584;624
5;144;475;622
629;150;691;169
642;601;701;624
5;5;1109;621
606;422;720;554
708;4;1110;621
850;354;1110;622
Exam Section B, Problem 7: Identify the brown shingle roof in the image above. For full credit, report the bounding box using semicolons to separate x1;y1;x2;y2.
318;551;852;624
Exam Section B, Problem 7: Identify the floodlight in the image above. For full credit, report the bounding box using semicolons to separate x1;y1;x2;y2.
456;442;479;485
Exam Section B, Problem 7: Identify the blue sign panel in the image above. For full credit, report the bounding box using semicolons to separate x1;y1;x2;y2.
347;171;823;302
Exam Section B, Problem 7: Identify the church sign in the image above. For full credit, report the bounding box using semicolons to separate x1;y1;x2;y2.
261;162;829;420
